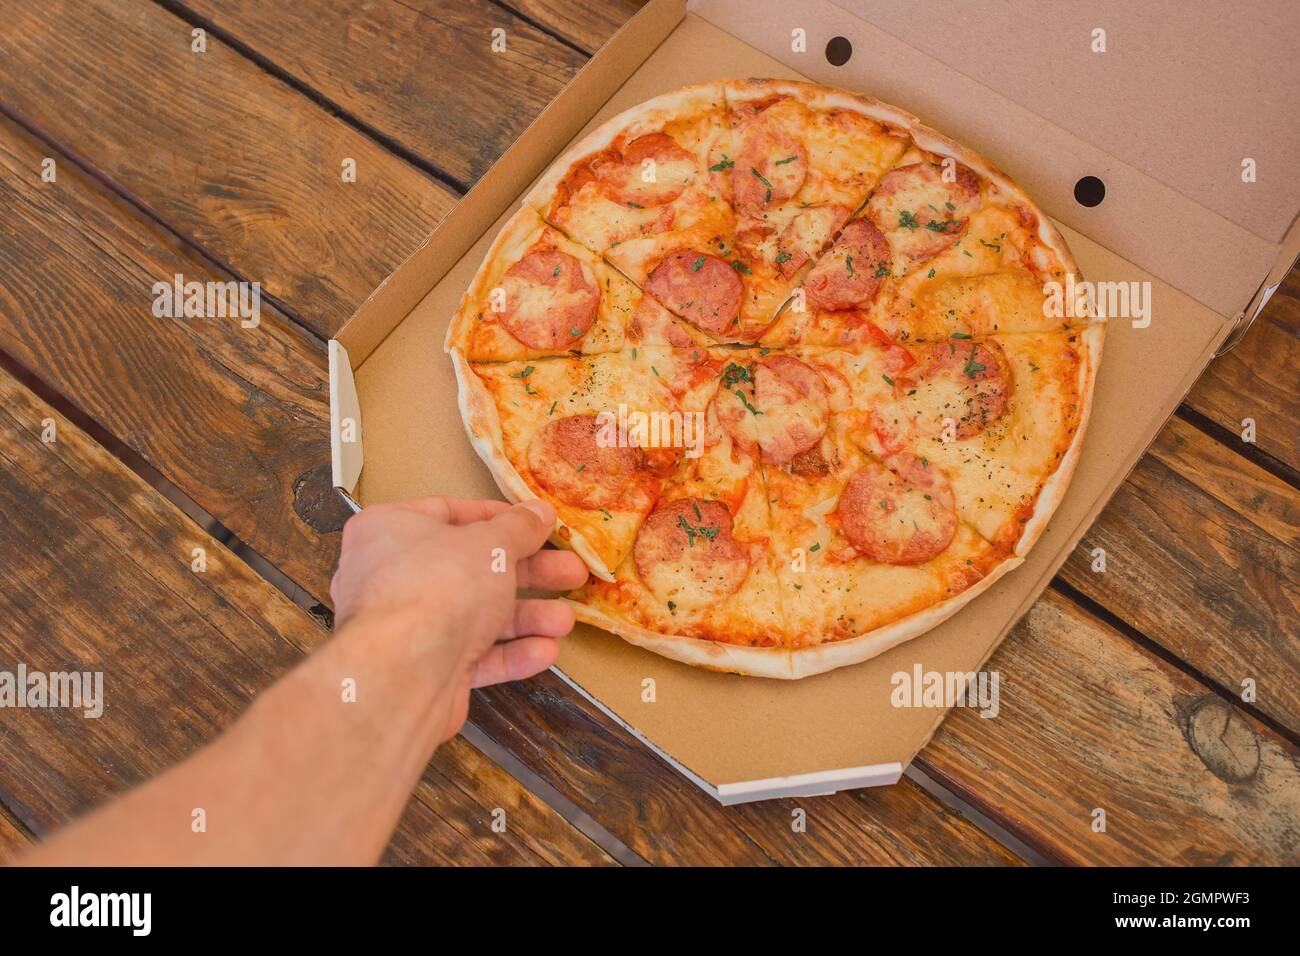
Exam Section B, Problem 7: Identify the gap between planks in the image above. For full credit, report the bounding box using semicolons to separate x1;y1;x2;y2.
1;0;1291;860
153;0;474;195
0;347;642;865
1051;576;1300;751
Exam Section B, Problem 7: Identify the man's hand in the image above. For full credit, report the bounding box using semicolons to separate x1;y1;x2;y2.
329;496;588;742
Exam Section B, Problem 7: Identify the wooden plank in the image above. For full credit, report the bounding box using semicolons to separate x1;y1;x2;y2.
471;676;1022;865
494;0;644;54
0;804;32;863
0;120;1015;868
0;365;611;865
0;0;455;338
179;0;589;186
1183;268;1300;473
0;113;342;600
7;0;1289;868
1060;416;1299;737
915;590;1300;866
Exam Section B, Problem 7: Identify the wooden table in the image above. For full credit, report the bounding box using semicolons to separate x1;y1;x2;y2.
0;0;1295;866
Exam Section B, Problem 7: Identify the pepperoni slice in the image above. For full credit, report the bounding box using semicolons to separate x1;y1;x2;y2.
803;219;892;312
896;339;1010;440
775;204;852;277
865;162;981;266
527;414;651;510
645;251;743;335
731;113;808;215
498;250;599;349
836;458;957;565
633;498;751;606
713;356;829;464
595;133;696;208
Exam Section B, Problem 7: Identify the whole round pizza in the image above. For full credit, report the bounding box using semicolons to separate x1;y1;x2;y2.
446;79;1104;679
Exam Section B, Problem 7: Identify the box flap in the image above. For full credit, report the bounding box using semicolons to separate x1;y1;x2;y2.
691;0;1282;319
828;0;1300;244
328;340;363;495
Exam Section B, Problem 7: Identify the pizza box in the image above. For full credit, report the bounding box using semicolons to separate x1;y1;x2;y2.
327;0;1300;804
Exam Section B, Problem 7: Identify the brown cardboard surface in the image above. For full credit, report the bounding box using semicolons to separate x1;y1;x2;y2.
346;7;1244;787
693;0;1279;321
830;0;1300;244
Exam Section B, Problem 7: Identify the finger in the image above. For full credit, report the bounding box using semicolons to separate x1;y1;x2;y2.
506;598;575;640
487;499;555;560
399;496;511;525
517;549;590;591
469;636;560;688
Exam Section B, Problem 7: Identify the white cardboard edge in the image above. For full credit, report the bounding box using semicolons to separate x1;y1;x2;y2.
328;339;364;495
549;664;902;804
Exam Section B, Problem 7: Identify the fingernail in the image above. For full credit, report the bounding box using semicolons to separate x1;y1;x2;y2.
521;499;554;525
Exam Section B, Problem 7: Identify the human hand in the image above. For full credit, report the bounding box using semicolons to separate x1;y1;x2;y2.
329;496;588;734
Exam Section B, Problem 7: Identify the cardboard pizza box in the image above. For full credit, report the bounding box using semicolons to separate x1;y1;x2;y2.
328;0;1300;804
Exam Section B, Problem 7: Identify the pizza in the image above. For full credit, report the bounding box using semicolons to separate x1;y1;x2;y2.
446;79;1104;679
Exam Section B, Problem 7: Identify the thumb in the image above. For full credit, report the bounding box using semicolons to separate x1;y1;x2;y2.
487;499;556;561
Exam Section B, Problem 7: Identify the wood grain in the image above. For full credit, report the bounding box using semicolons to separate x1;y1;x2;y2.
1;0;1293;867
0;113;341;600
1185;312;1300;474
0;364;609;865
0;804;31;863
178;0;589;186
916;590;1300;866
1060;416;1299;737
0;112;1012;865
496;0;644;54
0;0;455;338
471;674;1022;866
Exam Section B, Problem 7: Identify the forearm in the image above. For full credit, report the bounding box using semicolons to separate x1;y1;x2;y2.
19;611;462;866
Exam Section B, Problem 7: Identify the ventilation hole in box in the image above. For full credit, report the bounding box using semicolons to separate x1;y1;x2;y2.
1074;176;1106;207
825;36;852;66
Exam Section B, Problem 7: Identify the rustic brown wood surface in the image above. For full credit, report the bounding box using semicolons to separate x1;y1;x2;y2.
0;364;611;865
0;0;1295;865
0;804;30;861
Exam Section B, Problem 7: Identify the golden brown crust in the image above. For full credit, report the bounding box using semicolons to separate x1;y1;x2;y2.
1014;322;1105;557
568;599;794;678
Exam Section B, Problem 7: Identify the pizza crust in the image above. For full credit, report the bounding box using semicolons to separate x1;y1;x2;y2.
444;206;545;355
450;350;618;582
520;81;728;220
568;598;794;678
1012;322;1106;557
567;552;1023;680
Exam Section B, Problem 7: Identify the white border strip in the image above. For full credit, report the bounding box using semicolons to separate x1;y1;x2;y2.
550;665;902;804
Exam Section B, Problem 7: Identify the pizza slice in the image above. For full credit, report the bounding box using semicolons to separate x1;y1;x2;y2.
715;80;909;278
446;206;638;361
454;348;686;579
753;344;1011;675
858;325;1103;553
619;81;908;343
762;139;1096;348
521;83;737;278
568;346;790;675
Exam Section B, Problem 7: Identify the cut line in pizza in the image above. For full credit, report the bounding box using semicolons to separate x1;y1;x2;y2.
446;79;1105;679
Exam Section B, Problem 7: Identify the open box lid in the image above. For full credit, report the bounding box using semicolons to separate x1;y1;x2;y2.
328;0;1300;802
